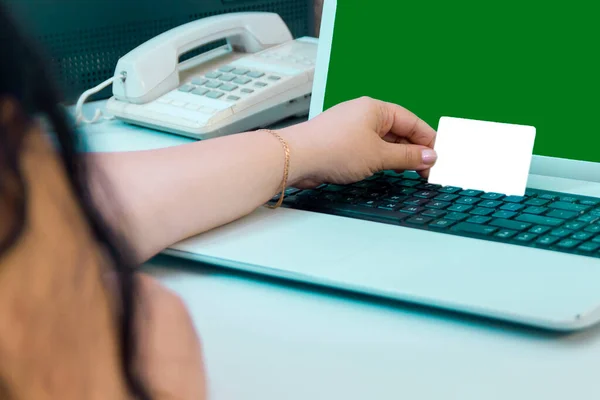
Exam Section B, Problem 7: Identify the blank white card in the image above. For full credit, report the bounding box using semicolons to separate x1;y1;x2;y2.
428;116;536;196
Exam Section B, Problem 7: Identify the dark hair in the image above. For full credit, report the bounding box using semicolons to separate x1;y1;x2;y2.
0;3;150;399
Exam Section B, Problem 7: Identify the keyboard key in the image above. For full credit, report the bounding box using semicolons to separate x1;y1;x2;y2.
524;198;549;206
556;239;581;249
323;185;347;192
470;207;494;216
481;192;504;200
414;190;437;199
406;216;433;225
546;210;577;219
539;194;558;200
584;224;600;233
492;211;517;219
529;225;551;235
578;242;600;252
445;212;470;221
400;206;422;214
429;219;455;229
205;71;222;79
564;221;586;230
448;204;473;213
560;196;578;203
254;82;268;87
489;219;531;231
435;194;459;202
383;195;407;202
452;222;497;235
466;216;492;224
416;183;441;190
425;201;451;209
456;197;480;205
358;200;378;207
503;195;526;203
438;186;462;194
218;65;235;72
422;209;446;218
572;231;594;241
392;187;417;196
591;209;600;216
578;214;600;223
523;206;547;215
550;228;574;238
268;75;282;81
495;229;517;239
459;190;483;197
580;200;599;206
593;236;600;243
404;198;429;206
247;71;265;78
227;95;240;101
232;68;249;75
241;88;254;94
515;232;537;242
479;200;502;208
514;214;563;227
218;74;236;82
500;203;524;212
378;202;400;211
548;201;589;213
537;235;559;246
399;180;421;188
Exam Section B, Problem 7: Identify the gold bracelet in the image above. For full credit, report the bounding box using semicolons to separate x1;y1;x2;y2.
263;129;290;209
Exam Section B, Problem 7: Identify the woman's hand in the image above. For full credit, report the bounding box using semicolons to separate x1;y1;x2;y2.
279;96;437;188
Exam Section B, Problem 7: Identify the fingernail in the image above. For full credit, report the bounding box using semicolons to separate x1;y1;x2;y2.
422;149;437;165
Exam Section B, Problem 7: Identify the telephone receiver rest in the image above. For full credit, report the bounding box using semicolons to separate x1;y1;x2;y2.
112;12;293;104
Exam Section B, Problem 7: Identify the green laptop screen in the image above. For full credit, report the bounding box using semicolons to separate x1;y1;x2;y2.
322;1;600;164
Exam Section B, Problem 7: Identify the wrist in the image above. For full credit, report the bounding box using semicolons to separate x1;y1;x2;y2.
276;124;320;187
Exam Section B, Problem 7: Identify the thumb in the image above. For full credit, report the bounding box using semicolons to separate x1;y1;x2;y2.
380;142;438;171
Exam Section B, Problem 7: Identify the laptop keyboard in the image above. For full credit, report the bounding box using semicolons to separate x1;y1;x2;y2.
268;171;600;259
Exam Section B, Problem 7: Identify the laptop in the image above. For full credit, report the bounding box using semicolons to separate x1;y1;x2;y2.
165;0;600;331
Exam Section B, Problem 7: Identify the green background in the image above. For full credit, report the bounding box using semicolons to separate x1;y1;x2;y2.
323;0;600;163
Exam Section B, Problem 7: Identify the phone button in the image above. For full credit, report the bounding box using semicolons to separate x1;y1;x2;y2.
206;91;224;99
218;65;235;73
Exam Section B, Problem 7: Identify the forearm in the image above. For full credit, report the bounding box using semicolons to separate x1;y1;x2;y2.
90;127;312;262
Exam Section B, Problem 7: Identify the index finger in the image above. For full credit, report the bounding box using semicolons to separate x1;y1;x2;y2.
378;100;437;148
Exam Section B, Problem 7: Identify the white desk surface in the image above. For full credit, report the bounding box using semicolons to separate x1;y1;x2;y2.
78;101;600;400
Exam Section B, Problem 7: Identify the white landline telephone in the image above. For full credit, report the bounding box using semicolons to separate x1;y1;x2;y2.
76;12;318;140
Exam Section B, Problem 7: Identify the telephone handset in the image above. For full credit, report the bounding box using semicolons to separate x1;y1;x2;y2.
77;12;319;140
